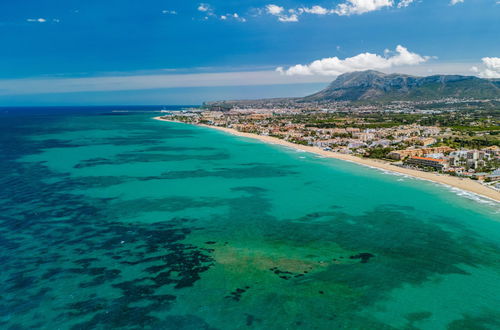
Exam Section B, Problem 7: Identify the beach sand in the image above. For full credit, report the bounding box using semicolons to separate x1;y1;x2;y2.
154;117;500;203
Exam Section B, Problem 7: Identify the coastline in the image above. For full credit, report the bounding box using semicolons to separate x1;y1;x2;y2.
154;117;500;203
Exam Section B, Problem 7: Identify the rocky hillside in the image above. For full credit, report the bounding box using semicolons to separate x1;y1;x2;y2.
205;70;500;108
302;70;500;102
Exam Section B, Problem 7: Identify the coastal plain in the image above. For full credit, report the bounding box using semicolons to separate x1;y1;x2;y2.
155;117;500;202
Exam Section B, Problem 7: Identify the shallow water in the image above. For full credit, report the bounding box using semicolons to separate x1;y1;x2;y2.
1;108;499;329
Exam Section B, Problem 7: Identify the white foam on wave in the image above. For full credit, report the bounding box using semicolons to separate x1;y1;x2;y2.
446;186;499;209
339;159;499;209
342;160;415;180
229;131;499;209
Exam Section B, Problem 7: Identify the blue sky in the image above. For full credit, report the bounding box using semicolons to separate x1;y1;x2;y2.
0;0;499;105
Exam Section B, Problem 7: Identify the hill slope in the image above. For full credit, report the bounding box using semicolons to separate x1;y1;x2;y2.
302;70;500;102
206;70;500;108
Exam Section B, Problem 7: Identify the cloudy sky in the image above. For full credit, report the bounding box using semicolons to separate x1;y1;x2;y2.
0;0;499;105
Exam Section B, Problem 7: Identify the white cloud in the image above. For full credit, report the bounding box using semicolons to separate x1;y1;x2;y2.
277;45;431;76
450;0;464;5
162;10;178;15
222;13;246;22
232;13;246;22
0;62;483;96
27;18;47;23
198;4;245;22
474;57;500;78
266;4;285;15
198;3;211;12
278;14;299;22
334;0;394;16
300;6;329;15
266;0;401;22
266;4;299;22
218;13;245;22
397;0;414;8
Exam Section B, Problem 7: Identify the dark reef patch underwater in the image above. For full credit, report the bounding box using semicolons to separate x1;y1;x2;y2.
0;107;499;329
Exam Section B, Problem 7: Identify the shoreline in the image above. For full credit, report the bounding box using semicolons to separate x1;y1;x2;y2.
154;117;500;203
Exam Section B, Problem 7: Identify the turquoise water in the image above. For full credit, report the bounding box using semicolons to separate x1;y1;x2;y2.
1;109;499;329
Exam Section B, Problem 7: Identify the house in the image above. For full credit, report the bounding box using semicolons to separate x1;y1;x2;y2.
388;147;454;160
486;169;500;181
405;156;446;170
472;173;489;180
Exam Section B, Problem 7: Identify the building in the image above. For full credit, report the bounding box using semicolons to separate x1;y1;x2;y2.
405;156;446;170
353;132;375;142
314;139;340;148
404;137;437;146
486;169;500;181
483;146;500;156
388;147;454;160
247;114;271;120
345;127;361;133
472;173;489;180
448;149;496;169
426;153;445;159
348;142;367;149
370;139;392;147
422;127;441;136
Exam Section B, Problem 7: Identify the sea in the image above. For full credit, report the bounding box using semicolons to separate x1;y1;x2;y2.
1;106;499;329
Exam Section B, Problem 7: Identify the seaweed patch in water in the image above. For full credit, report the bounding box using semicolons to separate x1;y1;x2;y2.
225;286;251;302
349;253;375;263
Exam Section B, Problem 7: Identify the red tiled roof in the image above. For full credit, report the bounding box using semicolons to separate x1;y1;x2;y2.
411;156;445;162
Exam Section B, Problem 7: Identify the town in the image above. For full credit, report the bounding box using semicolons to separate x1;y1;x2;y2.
162;101;500;192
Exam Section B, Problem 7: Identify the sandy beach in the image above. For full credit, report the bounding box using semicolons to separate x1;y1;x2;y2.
154;117;500;203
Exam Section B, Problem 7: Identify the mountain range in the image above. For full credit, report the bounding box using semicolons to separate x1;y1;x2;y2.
206;70;500;107
303;70;500;102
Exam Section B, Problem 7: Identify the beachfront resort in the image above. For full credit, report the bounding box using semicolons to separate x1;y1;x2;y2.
160;103;500;194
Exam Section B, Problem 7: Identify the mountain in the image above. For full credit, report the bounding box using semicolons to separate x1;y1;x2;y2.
205;71;500;108
302;70;500;102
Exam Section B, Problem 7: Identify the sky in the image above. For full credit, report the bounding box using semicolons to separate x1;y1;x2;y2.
0;0;499;105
